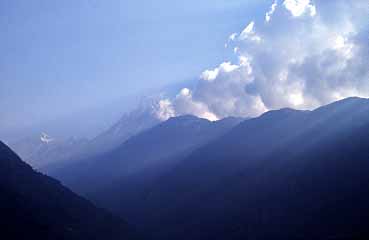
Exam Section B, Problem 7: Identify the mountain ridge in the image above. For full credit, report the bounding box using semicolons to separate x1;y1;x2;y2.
0;141;139;240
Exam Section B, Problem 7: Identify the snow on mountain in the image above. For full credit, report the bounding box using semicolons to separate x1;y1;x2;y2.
40;132;54;144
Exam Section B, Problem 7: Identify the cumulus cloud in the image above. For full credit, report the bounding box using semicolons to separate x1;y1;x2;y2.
265;0;278;22
155;0;369;121
229;33;238;41
158;88;218;121
200;62;240;82
156;99;175;121
283;0;316;17
239;21;262;43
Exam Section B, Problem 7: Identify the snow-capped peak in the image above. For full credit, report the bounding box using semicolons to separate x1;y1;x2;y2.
40;132;54;144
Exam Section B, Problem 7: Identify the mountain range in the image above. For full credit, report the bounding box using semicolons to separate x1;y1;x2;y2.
4;97;369;239
10;134;89;169
8;81;197;170
50;115;243;196
132;97;369;239
9;99;162;171
46;97;369;239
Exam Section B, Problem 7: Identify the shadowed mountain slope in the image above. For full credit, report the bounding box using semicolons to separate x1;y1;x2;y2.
51;115;243;192
0;141;139;240
135;97;369;239
49;97;369;240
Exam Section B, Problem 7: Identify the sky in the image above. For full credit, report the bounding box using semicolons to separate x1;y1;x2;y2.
0;0;269;140
1;0;368;140
155;0;369;121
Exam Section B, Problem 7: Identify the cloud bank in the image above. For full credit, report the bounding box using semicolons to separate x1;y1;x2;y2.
157;0;369;121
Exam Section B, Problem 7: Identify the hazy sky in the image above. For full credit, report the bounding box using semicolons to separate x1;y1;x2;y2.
1;0;367;141
0;0;269;139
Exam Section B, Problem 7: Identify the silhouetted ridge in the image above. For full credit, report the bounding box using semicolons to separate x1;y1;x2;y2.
0;141;138;240
167;114;209;122
259;107;308;120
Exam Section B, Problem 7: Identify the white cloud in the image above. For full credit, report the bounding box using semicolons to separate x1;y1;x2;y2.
155;0;368;121
229;33;238;41
200;68;219;82
332;35;354;59
239;21;262;43
156;99;175;121
226;33;238;48
265;0;278;22
200;62;239;82
152;56;266;121
163;88;219;121
283;0;316;17
175;91;219;121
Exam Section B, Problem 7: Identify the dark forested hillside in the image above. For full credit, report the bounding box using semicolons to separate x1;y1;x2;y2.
0;141;138;240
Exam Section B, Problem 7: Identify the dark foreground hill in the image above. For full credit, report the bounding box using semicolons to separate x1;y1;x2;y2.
0;141;138;240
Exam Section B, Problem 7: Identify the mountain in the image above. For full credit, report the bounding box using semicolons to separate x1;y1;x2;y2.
9;85;197;173
90;79;199;153
47;97;369;239
10;133;89;169
49;115;243;218
129;97;369;239
0;141;139;240
88;99;162;154
11;99;163;172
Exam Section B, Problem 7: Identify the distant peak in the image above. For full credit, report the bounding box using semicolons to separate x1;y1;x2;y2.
40;132;54;144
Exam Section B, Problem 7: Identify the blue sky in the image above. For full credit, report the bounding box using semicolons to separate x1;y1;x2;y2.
0;0;269;138
1;1;367;141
